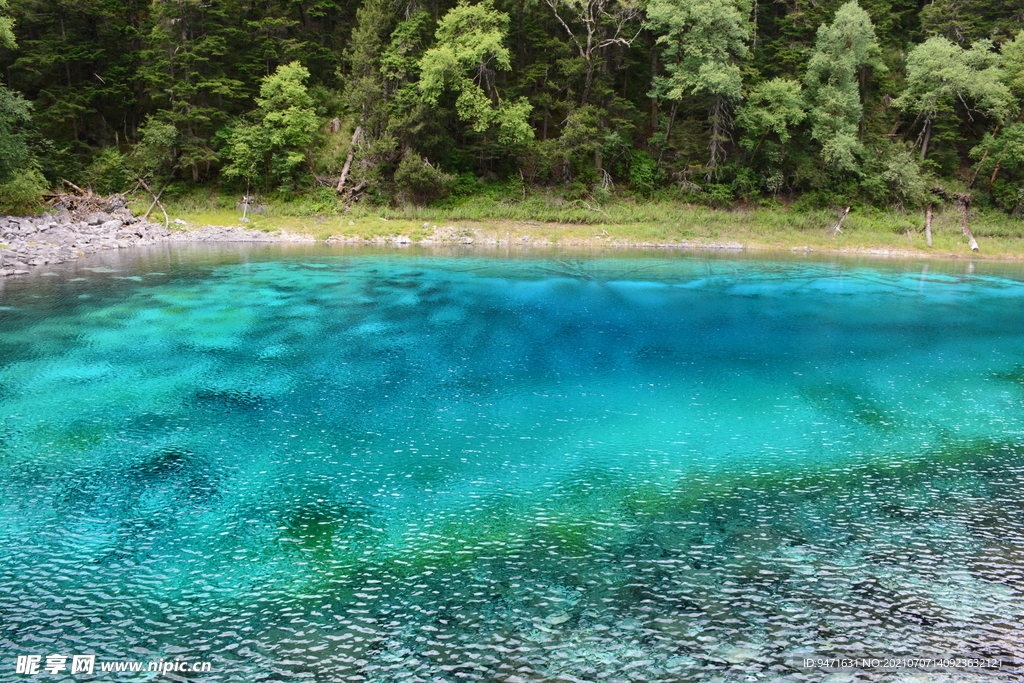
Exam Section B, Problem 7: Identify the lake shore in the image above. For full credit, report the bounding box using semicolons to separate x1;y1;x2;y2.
3;203;1022;280
164;197;1024;261
320;220;1011;260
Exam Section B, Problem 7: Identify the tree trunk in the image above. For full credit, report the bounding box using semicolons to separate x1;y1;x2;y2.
968;123;1000;188
751;130;768;156
336;126;363;194
649;51;659;134
990;161;1004;187
706;96;729;182
918;118;932;162
830;206;851;235
924;203;933;248
658;101;680;166
970;104;1024;188
955;195;979;252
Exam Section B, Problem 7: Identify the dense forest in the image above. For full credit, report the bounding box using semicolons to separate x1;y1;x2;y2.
0;0;1022;216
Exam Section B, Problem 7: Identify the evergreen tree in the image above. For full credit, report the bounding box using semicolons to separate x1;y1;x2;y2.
139;0;249;181
647;0;753;179
803;1;884;174
222;61;318;190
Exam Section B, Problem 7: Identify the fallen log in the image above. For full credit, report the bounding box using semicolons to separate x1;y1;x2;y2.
336;125;363;194
829;206;851;235
137;177;169;229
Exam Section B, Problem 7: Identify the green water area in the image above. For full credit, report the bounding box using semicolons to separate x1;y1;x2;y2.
1;245;1023;681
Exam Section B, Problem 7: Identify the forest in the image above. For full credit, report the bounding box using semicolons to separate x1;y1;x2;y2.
0;0;1022;218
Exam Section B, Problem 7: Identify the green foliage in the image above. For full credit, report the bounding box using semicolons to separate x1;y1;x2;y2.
0;0;15;49
1003;31;1024;100
392;151;455;204
141;0;247;179
2;0;1024;215
419;0;532;146
628;150;659;196
921;0;1023;45
647;0;751;103
803;1;885;173
0;85;32;183
736;78;806;147
131;118;179;178
972;123;1024;184
895;37;1012;123
222;62;318;190
83;148;132;194
894;37;1013;163
860;142;932;210
647;0;752;172
556;105;602;183
701;182;736;207
0;167;47;215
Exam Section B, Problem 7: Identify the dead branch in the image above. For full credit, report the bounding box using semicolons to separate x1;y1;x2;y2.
336;125;364;194
829;206;851;236
137;177;170;229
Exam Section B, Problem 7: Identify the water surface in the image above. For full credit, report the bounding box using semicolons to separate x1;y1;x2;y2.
1;246;1023;681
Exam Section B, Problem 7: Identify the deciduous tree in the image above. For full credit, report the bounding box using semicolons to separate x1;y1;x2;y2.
893;36;1012;161
419;0;532;146
222;61;318;190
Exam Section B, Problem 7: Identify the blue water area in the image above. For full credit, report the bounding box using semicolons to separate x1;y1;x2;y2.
1;245;1024;681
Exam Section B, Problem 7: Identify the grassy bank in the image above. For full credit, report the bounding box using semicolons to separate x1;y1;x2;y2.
134;190;1024;259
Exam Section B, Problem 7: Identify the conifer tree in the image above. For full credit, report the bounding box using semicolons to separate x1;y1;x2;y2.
647;0;752;179
803;1;884;174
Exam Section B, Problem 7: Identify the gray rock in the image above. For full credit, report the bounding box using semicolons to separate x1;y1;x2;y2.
0;207;304;278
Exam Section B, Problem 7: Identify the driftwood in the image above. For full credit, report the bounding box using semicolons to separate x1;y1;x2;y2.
61;178;87;194
924;204;933;248
51;182;130;217
336;125;363;194
829;206;851;235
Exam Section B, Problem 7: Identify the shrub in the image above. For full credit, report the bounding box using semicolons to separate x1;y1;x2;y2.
393;152;454;204
0;168;48;215
628;150;659;197
83;148;133;194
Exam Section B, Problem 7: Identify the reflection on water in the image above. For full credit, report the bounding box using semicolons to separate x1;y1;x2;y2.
0;246;1023;681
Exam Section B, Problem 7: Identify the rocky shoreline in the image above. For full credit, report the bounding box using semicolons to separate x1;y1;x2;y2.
0;200;301;277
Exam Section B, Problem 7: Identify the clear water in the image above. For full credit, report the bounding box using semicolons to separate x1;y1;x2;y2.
1;245;1024;681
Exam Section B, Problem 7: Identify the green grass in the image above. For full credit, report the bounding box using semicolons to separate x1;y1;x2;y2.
130;187;1024;258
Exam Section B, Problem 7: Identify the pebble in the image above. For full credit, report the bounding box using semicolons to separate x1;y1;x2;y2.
0;206;298;277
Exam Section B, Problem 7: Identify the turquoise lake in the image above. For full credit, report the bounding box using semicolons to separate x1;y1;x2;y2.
1;245;1023;681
